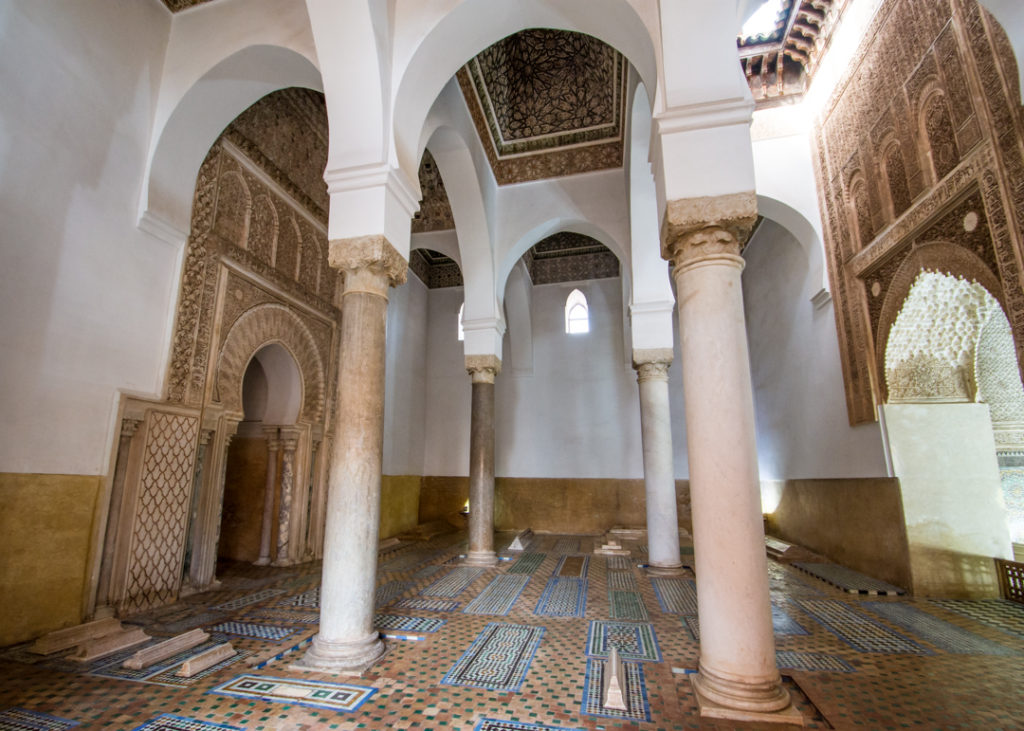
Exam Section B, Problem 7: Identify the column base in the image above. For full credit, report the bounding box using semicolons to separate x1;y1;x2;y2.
462;550;499;567
690;666;800;725
272;558;294;567
645;562;687;577
254;557;271;566
290;631;385;675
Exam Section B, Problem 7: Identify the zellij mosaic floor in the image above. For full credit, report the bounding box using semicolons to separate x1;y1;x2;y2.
2;530;1024;730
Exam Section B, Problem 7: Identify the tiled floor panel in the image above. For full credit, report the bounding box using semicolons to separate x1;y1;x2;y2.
1;537;1023;730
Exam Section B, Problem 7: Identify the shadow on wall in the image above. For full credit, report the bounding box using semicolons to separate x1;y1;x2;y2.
906;545;1001;598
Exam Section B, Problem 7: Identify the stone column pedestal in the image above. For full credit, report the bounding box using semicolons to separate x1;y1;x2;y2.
294;235;406;673
633;351;683;574
463;355;501;567
663;196;798;724
255;431;280;567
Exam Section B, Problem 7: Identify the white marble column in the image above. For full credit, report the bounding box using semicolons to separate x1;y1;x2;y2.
274;432;299;566
463;355;501;567
662;195;795;722
255;430;280;567
296;235;406;672
633;352;682;573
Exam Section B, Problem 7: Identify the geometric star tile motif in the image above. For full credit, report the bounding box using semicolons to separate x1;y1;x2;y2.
0;708;80;730
209;675;376;713
580;658;650;721
585;621;661;662
129;715;242;731
464;575;531;616
534;577;586;617
442;623;545;692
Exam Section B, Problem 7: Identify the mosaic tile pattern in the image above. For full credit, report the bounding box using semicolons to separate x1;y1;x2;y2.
474;720;579;731
89;634;233;682
507;553;546;575
464;575;531;615
586;621;661;662
606;571;636;591
932;599;1024;639
278;587;319;609
441;623;545;692
373;615;445;633
552;537;580;554
580;659;650;721
776;651;855;673
772;604;809;635
0;708;79;730
412;564;446;580
650;577;698;614
209;622;296;641
375;580;413;606
392;598;461;613
212;589;284;611
793;563;905;595
244;609;319;624
421;567;485;597
553;555;588;578
682;616;700;642
210;674;376;712
146;611;227;635
382;549;443;573
609;590;648;621
795;599;931;654
534;578;586;617
606;556;632;571
865;602;1019;655
130;714;242;730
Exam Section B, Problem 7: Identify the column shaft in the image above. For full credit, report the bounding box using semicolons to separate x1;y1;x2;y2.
635;358;681;571
255;434;280;566
274;436;298;566
297;236;406;672
465;365;498;566
668;224;790;718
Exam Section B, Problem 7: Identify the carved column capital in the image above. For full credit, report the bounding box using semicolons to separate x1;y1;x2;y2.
633;349;673;383
329;234;408;296
661;192;757;271
121;418;142;439
466;354;502;384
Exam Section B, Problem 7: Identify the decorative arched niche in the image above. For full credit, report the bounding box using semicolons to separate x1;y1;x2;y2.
215;304;325;423
875;241;1007;403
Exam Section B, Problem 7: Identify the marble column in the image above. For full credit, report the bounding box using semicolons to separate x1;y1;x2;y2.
463;355;501;567
206;426;237;584
296;235;407;672
255;430;280;567
662;195;794;722
274;432;299;566
633;352;682;573
94;418;141;614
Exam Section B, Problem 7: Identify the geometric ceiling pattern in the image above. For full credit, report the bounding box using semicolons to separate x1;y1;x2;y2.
738;0;846;105
160;0;214;11
458;29;627;185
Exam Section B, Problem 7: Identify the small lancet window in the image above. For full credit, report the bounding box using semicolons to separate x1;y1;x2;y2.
565;288;590;334
458;302;465;341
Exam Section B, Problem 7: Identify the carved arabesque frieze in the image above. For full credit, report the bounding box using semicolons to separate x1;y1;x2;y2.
814;0;1024;423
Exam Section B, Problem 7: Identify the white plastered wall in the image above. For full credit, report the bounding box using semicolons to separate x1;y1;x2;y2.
0;1;178;475
383;270;429;475
743;219;887;479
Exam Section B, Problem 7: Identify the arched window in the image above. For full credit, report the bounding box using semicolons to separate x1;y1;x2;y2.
457;302;465;341
565;289;589;334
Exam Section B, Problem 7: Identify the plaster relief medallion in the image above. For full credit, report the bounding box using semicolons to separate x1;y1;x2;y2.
963;211;979;232
871;281;882;297
233;288;244;301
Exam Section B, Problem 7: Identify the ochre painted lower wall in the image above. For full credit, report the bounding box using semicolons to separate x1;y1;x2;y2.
419;476;692;535
765;478;912;591
0;473;101;646
380;475;421;539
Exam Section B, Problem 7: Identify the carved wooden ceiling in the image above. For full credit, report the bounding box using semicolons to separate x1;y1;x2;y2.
458;29;627;185
160;0;214;11
738;0;848;105
523;233;620;285
411;151;455;234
